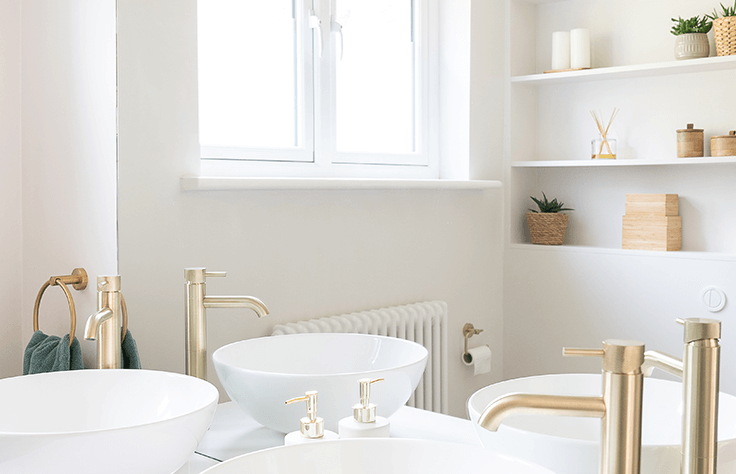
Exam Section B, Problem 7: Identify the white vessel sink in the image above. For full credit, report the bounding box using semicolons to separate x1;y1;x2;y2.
213;333;428;433
467;374;736;474
0;369;218;474
200;438;555;474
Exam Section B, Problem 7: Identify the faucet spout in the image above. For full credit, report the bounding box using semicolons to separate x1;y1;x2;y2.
478;339;645;474
479;393;605;431
84;308;113;340
641;350;683;378
184;268;269;380
202;295;269;317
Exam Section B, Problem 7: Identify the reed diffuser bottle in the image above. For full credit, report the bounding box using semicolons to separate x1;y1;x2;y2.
591;134;617;159
590;108;619;159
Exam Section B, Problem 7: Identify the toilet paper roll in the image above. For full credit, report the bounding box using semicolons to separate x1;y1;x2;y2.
551;31;571;71
463;345;492;376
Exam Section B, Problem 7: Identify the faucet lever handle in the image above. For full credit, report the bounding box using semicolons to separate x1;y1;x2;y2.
565;340;645;374
563;348;605;358
205;271;227;278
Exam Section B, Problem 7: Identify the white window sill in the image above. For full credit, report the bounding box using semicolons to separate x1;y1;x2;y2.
180;176;502;191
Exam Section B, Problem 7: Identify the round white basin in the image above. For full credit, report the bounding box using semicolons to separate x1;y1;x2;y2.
0;369;218;474
467;374;736;474
213;333;428;433
200;438;555;474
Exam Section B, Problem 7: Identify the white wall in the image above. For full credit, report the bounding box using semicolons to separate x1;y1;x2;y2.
117;0;505;417
470;0;506;181
20;0;117;371
0;0;23;379
503;0;736;396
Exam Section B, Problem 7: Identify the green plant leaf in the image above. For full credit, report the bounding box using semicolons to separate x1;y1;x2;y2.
529;193;574;213
671;15;712;34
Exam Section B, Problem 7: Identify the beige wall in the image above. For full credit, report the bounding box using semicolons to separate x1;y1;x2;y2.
19;0;117;371
0;0;22;378
117;0;505;417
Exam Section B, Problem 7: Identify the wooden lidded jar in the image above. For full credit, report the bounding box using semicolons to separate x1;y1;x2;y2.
711;131;736;157
676;123;704;158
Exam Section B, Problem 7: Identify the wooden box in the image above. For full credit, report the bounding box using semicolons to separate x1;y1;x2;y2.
625;194;678;216
622;216;681;251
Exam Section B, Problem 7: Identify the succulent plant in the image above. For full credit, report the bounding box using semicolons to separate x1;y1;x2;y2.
529;193;573;213
671;16;713;35
707;1;736;19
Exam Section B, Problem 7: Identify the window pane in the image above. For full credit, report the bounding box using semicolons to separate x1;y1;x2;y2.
335;0;416;155
198;0;298;149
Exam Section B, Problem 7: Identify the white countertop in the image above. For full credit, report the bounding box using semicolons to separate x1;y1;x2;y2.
175;402;481;473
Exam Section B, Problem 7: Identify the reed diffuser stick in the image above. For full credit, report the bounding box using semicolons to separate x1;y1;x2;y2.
590;111;611;155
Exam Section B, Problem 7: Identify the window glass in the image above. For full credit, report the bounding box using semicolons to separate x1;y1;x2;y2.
334;0;416;155
198;0;299;149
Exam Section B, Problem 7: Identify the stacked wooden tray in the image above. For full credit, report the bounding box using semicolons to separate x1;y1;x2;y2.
622;194;681;251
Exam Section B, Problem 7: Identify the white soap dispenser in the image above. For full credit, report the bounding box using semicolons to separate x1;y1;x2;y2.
338;378;391;438
284;390;339;446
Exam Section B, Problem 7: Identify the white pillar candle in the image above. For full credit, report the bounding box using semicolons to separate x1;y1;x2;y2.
570;28;591;69
551;31;571;70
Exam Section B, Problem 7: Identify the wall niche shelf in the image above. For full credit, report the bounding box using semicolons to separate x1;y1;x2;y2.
504;0;736;253
511;55;736;86
512;156;736;168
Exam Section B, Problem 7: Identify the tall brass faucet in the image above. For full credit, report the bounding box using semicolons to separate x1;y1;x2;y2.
84;276;123;369
478;339;645;474
641;318;721;474
184;268;269;380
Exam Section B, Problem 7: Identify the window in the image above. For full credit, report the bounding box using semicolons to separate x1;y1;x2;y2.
197;0;437;179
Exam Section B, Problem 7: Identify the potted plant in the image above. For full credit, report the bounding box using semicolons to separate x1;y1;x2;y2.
671;16;712;60
527;193;573;245
708;1;736;56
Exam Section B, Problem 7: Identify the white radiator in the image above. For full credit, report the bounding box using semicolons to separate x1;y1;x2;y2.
271;301;449;415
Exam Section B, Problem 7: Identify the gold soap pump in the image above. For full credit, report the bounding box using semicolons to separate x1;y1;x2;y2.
284;390;339;445
338;378;391;438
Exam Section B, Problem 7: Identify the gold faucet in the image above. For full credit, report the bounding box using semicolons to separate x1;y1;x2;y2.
84;276;123;369
184;267;269;379
478;339;645;474
641;318;721;474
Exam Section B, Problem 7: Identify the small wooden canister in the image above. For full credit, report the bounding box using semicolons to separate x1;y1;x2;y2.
677;123;704;158
711;131;736;157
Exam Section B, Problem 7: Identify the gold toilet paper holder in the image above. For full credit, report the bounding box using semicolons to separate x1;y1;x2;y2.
463;323;483;364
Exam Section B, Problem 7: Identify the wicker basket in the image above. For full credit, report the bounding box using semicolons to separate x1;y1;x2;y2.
527;213;569;245
714;16;736;56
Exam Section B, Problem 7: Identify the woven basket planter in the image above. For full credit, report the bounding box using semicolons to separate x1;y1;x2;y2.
714;17;736;56
527;213;569;245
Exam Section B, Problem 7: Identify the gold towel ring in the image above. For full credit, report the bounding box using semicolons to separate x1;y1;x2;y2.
121;293;128;343
33;268;88;347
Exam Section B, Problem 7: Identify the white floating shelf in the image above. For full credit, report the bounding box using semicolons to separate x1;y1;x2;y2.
511;55;736;85
511;156;736;168
508;243;736;262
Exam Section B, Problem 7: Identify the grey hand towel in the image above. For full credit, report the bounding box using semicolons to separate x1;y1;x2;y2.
122;329;141;369
23;330;85;375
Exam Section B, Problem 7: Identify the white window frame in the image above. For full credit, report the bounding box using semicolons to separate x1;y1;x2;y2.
198;0;439;180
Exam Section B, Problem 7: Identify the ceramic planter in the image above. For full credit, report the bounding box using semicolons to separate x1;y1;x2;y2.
674;33;710;60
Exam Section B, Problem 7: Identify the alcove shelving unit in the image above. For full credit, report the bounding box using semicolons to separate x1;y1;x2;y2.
505;0;736;256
